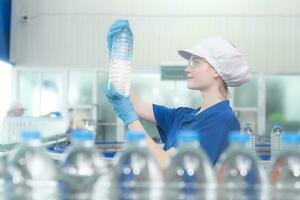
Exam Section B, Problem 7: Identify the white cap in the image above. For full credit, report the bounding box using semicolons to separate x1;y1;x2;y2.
178;36;251;87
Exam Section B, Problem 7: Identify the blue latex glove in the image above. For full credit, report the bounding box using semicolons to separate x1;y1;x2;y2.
102;84;138;126
106;19;130;58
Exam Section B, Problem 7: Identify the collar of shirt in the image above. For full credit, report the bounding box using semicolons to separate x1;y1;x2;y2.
183;100;231;123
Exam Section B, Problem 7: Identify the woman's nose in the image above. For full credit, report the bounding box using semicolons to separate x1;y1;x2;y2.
185;66;191;73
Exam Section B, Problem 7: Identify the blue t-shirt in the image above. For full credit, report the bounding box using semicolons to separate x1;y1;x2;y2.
153;100;240;165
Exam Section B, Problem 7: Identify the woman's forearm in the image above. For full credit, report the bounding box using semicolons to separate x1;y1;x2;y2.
127;120;170;169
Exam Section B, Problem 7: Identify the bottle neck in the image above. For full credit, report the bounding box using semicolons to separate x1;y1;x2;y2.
272;129;282;135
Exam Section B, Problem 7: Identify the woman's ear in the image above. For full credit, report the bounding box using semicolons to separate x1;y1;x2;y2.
212;70;219;78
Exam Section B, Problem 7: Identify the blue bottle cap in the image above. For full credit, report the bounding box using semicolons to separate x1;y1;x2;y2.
176;130;200;142
71;130;94;141
229;131;250;144
281;132;300;144
274;122;281;129
125;131;145;142
21;131;41;141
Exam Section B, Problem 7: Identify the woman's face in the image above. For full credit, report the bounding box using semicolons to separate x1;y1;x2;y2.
185;55;219;90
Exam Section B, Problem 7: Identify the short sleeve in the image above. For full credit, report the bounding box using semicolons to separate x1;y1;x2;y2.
152;104;177;143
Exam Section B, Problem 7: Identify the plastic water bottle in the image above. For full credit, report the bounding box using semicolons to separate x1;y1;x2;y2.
4;131;58;200
59;130;107;199
242;122;255;153
164;131;216;200
108;26;133;96
215;132;268;200
269;133;300;200
110;131;163;200
271;122;283;159
0;155;7;198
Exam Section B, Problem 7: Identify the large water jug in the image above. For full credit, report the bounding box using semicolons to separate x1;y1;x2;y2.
109;25;133;96
59;130;107;199
164;130;216;200
215;132;268;200
4;131;58;200
269;133;300;200
110;131;162;200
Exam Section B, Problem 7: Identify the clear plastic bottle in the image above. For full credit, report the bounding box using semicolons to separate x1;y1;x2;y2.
0;155;7;198
215;132;268;200
109;26;133;96
59;130;107;200
242;122;255;153
271;122;283;159
269;133;300;200
110;131;162;200
164;131;216;200
4;131;58;200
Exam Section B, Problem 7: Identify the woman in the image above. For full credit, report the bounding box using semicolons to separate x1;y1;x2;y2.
104;20;251;167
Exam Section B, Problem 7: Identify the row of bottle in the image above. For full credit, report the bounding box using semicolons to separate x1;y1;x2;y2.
1;129;299;200
1;130;107;200
242;122;286;159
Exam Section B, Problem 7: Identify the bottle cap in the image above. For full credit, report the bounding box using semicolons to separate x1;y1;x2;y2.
274;122;281;129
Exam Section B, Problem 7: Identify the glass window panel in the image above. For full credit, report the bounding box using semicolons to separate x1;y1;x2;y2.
131;72;200;138
132;73;200;108
40;73;63;115
18;72;39;116
69;72;94;106
266;75;300;133
97;71;117;141
233;73;258;107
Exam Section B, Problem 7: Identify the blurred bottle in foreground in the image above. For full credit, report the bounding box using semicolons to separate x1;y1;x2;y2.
215;132;268;200
59;130;107;200
164;130;216;200
110;131;163;200
5;131;58;200
269;133;300;200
